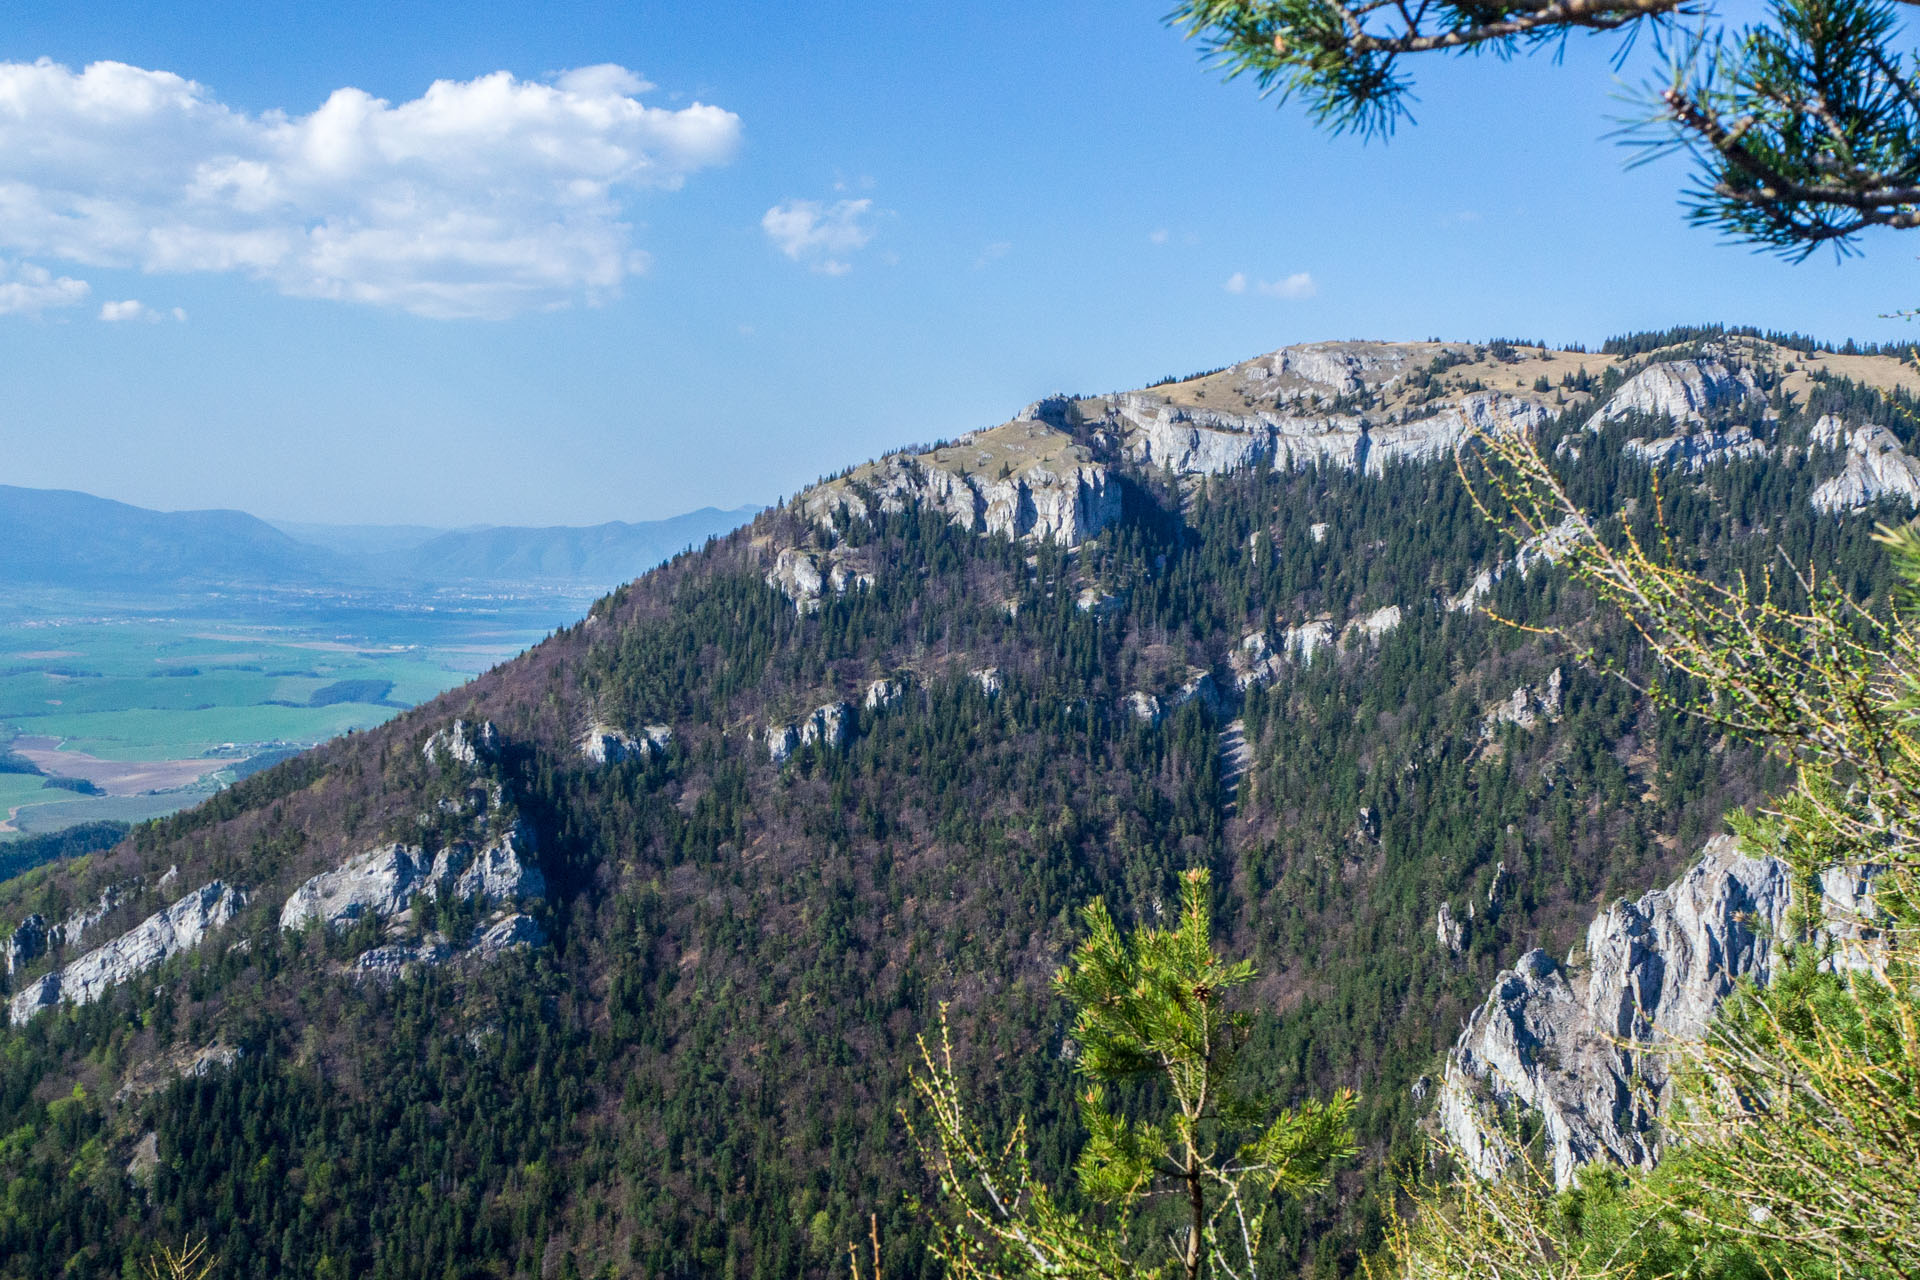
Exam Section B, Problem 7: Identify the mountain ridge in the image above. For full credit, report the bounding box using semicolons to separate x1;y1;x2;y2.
0;328;1912;1279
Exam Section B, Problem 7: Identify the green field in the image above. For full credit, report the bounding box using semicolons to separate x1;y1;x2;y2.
0;583;596;837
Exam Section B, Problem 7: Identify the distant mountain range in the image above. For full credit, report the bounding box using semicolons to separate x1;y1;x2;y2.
0;484;760;591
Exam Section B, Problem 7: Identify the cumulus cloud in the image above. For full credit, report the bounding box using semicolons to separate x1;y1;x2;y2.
1225;270;1317;300
99;299;186;323
761;198;875;274
0;259;89;315
0;58;742;318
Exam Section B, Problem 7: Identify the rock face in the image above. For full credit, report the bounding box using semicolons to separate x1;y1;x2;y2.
1587;357;1764;430
578;722;672;764
1810;423;1920;512
1282;618;1337;664
1437;835;1793;1187
1436;902;1465;956
1112;388;1549;479
971;667;1003;698
279;822;544;933
863;679;902;711
1623;425;1766;472
766;723;800;764
10;882;246;1025
800;702;852;751
802;420;1121;549
5;915;47;975
1449;516;1583;613
424;720;499;769
1482;669;1564;736
1341;604;1402;650
765;546;874;613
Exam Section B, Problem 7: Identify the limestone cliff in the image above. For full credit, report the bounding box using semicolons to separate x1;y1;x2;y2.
1437;835;1802;1187
10;882;247;1025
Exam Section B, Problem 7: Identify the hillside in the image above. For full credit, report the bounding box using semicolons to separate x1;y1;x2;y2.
0;328;1914;1280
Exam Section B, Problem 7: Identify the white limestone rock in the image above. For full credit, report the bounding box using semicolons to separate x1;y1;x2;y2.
971;667;1004;698
1586;356;1764;431
470;912;547;958
1126;691;1163;724
802;420;1122;549
56;886;125;950
1482;669;1564;736
1448;516;1583;613
1171;669;1223;716
281;843;432;932
424;720;499;769
1341;604;1402;650
1282;618;1337;664
765;546;875;613
10;882;246;1025
354;935;453;980
578;722;673;765
1623;425;1766;471
1810;424;1920;513
864;679;903;711
451;824;545;903
1436;902;1465;956
5;914;47;976
1437;835;1793;1187
1809;413;1849;449
1309;522;1329;544
801;702;853;751
1075;586;1126;616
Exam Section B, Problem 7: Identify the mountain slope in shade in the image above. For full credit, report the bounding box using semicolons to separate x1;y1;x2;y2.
0;331;1915;1280
0;485;349;588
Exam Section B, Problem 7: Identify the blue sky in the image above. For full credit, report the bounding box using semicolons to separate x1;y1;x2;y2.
0;0;1915;527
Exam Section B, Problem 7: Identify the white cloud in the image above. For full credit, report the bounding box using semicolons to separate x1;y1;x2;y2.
99;298;186;322
1260;272;1317;299
761;197;875;274
1149;228;1170;245
1225;270;1317;300
974;240;1011;269
0;58;742;318
0;259;89;315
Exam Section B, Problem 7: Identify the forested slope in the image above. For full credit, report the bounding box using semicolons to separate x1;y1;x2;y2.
0;329;1913;1280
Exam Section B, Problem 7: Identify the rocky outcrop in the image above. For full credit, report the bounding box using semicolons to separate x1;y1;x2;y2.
1448;516;1583;613
1587;356;1764;430
1623;425;1766;472
1482;669;1563;736
1437;835;1792;1187
1810;423;1920;512
279;843;433;931
1075;587;1126;616
766;723;800;764
279;822;543;933
1126;690;1163;723
802;420;1121;549
765;546;874;613
424;719;499;769
352;912;545;982
971;667;1004;698
56;886;125;950
579;722;672;764
1436;902;1465;956
1282;618;1337;664
1112;390;1549;480
10;882;246;1024
5;915;46;976
800;702;852;751
863;679;903;711
1341;604;1403;650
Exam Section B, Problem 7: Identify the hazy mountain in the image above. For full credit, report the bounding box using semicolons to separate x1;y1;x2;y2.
267;520;451;559
0;485;348;588
377;506;762;587
0;329;1911;1279
0;486;760;592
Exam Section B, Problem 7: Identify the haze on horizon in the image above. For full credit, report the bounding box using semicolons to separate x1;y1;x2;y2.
0;0;1912;531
